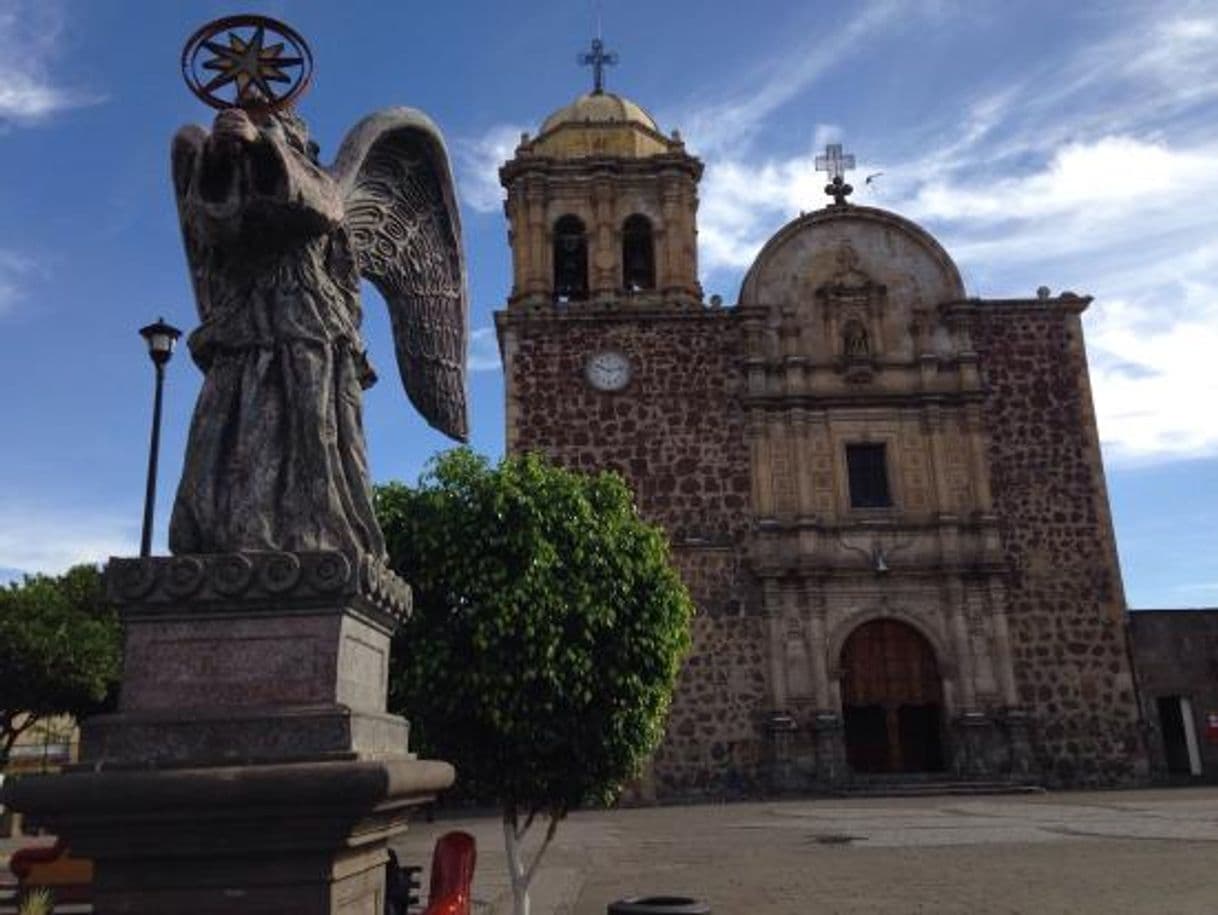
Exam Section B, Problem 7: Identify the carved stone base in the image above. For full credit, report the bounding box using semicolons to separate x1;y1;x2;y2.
813;712;846;785
88;551;410;768
4;758;453;915
764;710;800;792
1003;708;1035;776
0;552;450;914
83;704;410;768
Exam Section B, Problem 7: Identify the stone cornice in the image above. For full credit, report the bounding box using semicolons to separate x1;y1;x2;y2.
107;551;411;630
740;389;987;410
942;294;1093;316
495;303;736;327
501;150;703;185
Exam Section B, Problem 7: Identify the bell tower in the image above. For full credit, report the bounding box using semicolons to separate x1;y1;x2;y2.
498;40;702;307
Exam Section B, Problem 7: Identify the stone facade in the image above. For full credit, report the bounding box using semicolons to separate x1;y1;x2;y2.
971;303;1146;786
495;91;1149;795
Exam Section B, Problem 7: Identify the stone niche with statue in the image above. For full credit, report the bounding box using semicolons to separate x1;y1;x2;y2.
2;15;468;914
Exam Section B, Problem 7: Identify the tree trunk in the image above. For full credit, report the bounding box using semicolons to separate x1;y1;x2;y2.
502;806;560;915
503;815;531;915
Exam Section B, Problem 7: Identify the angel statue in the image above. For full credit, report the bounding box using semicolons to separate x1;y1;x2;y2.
168;18;467;559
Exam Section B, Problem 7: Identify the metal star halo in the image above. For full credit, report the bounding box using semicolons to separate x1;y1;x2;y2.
200;24;303;104
182;15;313;112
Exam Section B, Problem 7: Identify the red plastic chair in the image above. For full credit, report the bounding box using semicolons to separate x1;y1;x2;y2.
9;837;94;904
421;831;476;915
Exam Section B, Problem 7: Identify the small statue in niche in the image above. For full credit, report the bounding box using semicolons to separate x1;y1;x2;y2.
843;319;871;359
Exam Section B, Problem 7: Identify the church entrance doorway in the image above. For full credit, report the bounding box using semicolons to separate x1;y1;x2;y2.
840;619;945;774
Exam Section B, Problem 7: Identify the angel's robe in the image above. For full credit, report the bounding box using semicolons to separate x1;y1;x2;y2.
169;114;385;557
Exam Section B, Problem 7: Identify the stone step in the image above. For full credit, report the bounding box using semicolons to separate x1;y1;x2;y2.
833;778;1045;798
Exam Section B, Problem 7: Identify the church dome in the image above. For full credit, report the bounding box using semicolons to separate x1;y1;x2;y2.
526;90;675;160
539;91;661;134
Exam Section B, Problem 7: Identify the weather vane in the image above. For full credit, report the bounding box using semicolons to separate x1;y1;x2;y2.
181;14;314;113
815;143;856;206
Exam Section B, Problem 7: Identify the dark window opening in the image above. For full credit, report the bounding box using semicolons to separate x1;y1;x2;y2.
1157;695;1193;775
846;443;892;508
553;215;588;301
622;214;656;291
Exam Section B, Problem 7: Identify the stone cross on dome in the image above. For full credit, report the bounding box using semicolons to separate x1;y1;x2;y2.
816;143;856;206
579;37;618;95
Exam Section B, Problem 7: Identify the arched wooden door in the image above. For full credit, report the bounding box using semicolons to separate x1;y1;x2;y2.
840;619;945;773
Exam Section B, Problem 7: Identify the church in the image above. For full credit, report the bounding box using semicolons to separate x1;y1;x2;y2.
493;48;1149;795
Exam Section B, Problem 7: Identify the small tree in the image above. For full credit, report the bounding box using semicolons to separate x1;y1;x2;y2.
379;450;692;915
0;565;121;769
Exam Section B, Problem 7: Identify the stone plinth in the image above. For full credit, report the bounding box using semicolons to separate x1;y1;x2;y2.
6;758;453;915
85;552;412;768
2;552;453;915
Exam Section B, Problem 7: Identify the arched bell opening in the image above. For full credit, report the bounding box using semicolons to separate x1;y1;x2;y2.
839;618;946;774
621;213;656;292
553;214;589;302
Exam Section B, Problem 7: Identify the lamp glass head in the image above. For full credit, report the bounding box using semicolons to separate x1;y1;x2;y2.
140;318;183;364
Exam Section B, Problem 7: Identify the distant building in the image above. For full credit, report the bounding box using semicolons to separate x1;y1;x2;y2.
494;71;1149;795
1129;610;1218;782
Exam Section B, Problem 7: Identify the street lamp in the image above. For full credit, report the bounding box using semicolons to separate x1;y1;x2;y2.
138;317;182;557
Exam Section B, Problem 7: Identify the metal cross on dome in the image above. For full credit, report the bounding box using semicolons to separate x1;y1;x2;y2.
579;37;618;95
816;143;856;206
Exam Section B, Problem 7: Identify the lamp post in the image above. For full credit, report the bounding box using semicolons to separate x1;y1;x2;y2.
138;317;182;557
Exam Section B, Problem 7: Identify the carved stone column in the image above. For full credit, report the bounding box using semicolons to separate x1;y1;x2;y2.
592;176;616;298
521;181;548;303
988;581;1020;708
946;578;977;711
763;578;798;791
924;405;955;520
764;579;789;714
751;409;775;518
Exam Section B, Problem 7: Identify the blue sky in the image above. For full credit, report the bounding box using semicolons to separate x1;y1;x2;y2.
0;0;1214;609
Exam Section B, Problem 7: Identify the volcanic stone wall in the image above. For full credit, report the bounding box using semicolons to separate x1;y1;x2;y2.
971;302;1147;786
502;307;767;792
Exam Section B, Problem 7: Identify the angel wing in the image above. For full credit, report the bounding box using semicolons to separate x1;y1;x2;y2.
170;124;211;321
330;108;469;442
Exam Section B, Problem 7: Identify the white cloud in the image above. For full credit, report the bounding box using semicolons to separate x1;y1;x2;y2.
0;504;136;578
0;250;42;315
910;137;1216;225
0;0;103;124
456;124;527;214
1085;245;1218;463
468;325;501;373
677;1;902;156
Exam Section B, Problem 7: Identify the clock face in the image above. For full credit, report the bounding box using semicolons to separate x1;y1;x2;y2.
585;350;631;391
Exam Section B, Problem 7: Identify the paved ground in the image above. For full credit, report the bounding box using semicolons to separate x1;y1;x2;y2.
393;787;1218;915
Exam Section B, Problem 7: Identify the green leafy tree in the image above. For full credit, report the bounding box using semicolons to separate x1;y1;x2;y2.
0;565;121;769
379;449;692;915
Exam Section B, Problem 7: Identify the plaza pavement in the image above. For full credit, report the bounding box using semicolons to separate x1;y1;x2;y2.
393;787;1218;915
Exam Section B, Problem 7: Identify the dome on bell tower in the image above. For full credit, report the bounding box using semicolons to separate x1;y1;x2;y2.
498;38;703;307
527;90;675;160
540;91;660;134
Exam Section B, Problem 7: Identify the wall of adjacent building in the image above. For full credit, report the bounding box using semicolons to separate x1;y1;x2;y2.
1128;609;1218;781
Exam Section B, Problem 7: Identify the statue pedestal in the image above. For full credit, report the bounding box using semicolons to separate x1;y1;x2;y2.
3;552;453;915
